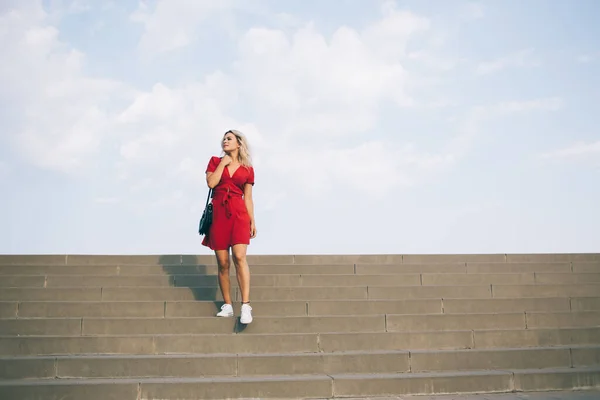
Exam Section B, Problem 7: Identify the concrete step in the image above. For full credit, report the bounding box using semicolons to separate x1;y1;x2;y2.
1;314;388;335
0;253;561;265
3;284;600;302
0;254;291;266
330;367;600;397
1;253;599;399
2;327;600;356
0;273;446;288
369;284;600;300
361;262;594;274
323;391;600;400
2;346;599;380
0;367;599;399
0;264;352;276
534;273;600;284
1;254;599;269
0;288;104;301
489;284;600;298
6;272;600;288
2;311;599;336
4;296;594;318
2;262;599;277
573;263;600;273
0;302;17;318
465;262;572;273
465;262;599;274
573;297;600;311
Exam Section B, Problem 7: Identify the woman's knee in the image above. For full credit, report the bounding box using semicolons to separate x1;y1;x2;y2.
215;251;230;271
232;253;246;266
231;248;247;265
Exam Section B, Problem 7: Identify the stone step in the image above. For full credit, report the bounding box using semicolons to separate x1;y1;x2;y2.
2;312;599;336
0;273;514;288
0;366;599;399
2;253;598;399
0;303;17;318
2;346;599;380
1;326;600;356
488;284;600;298
318;391;600;400
0;264;353;276
0;254;288;266
573;263;600;273
6;272;600;288
359;262;578;274
2;253;599;266
2;284;600;302
368;284;600;300
4;296;596;318
572;297;600;311
5;272;600;288
534;273;600;284
2;314;386;336
2;262;599;276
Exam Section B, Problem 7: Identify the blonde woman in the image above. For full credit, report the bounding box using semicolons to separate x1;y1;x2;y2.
202;130;256;324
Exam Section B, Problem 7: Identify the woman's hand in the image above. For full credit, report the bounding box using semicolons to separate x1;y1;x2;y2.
250;220;257;238
221;155;233;166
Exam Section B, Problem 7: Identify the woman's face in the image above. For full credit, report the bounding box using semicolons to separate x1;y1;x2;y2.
222;132;239;152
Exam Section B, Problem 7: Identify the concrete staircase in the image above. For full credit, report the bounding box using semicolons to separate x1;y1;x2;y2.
1;253;599;399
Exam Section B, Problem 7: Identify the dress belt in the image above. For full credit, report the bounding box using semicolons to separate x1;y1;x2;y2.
214;187;243;219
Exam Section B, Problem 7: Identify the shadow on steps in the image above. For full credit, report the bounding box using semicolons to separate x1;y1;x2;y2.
159;255;246;333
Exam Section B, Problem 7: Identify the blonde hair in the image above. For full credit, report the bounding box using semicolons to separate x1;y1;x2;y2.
223;129;253;167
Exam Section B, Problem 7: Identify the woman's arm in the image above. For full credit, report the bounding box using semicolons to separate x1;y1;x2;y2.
244;183;257;238
206;156;231;188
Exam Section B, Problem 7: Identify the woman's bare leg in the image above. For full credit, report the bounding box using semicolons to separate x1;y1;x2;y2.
215;249;232;305
231;244;250;303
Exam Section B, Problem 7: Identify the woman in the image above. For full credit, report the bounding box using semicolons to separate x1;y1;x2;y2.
202;130;257;324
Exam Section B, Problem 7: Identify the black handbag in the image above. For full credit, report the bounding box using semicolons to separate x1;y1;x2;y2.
198;188;213;235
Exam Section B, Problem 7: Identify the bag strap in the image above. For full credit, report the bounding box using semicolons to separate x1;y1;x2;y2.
204;188;213;207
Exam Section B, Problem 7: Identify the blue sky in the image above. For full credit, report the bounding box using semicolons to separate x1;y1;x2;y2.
1;0;599;256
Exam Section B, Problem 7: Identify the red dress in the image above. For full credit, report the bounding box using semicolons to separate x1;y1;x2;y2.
201;156;255;250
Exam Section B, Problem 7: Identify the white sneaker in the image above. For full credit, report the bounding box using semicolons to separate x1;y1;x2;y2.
216;303;234;317
240;303;253;324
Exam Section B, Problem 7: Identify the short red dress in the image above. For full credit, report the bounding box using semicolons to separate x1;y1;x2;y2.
201;156;255;251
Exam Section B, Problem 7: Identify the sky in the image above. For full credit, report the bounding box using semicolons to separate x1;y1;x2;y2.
1;0;599;256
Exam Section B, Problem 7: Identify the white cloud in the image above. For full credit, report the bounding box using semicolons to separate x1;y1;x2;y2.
363;2;431;60
0;2;131;175
448;97;564;159
235;22;414;138
108;3;451;201
215;4;463;196
476;48;540;75
539;140;600;160
407;50;462;72
112;75;251;188
47;0;91;15
1;1;564;206
264;140;456;199
234;4;430;131
2;0;598;256
461;3;484;20
0;0;509;208
466;97;563;125
491;97;564;114
131;0;235;55
117;83;185;124
94;196;120;204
